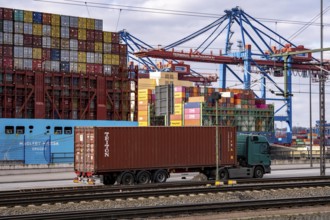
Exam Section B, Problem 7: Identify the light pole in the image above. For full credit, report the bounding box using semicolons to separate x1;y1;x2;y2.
211;92;222;185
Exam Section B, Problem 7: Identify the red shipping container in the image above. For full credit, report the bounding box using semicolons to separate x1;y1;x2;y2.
119;56;127;66
94;30;103;42
86;29;95;41
0;45;3;56
23;34;33;46
111;43;119;54
111;32;119;44
184;119;201;126
111;65;119;75
86;63;95;73
32;59;43;71
86;41;94;52
119;44;127;55
3;58;13;69
42;13;52;25
0;8;3;19
3;45;13;57
33;36;42;47
94;64;102;74
69;28;78;39
78;40;86;51
3;8;13;20
42;48;51;60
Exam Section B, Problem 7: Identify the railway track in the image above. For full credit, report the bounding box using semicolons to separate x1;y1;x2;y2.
1;196;330;219
1;176;330;207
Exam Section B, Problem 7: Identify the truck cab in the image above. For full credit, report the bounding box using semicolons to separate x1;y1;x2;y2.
229;134;271;178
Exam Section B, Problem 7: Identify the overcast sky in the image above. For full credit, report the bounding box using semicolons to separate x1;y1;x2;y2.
1;0;330;128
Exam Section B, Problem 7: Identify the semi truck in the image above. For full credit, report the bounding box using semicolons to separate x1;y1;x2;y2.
74;126;271;185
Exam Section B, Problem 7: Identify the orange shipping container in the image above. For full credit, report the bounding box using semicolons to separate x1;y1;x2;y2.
138;111;148;116
138;89;152;95
170;114;182;120
175;98;185;104
138;100;149;105
184;119;201;126
138;104;148;111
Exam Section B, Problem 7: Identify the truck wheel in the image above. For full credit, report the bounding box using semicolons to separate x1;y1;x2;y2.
136;170;151;184
254;166;264;178
219;169;228;180
153;170;168;183
121;172;135;185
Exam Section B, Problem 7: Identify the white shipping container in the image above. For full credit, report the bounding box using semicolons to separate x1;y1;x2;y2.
94;19;103;31
61;27;69;38
23;47;33;58
61;15;70;27
14;34;23;45
94;53;102;64
14;22;24;33
86;52;95;63
42;25;51;36
103;43;111;53
70;62;78;72
3;20;13;33
69;16;78;28
3;33;13;44
14;46;24;58
61;50;70;61
14;58;24;70
44;61;52;71
42;36;51;48
23;59;32;70
104;65;111;75
24;23;33;34
70;51;78;62
70;39;78;50
51;61;60;72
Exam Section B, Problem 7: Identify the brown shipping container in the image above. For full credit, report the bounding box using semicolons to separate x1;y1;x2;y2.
42;13;52;25
74;126;237;174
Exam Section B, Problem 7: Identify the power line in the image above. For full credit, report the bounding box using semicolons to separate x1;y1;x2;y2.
34;0;330;27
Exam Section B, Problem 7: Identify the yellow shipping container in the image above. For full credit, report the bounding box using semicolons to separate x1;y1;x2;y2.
188;96;205;103
94;42;103;52
138;111;148;116
111;54;119;65
174;108;182;115
138;115;148;122
103;54;112;65
32;48;42;59
174;92;185;98
51;26;60;38
138;100;149;105
103;31;112;43
24;11;33;23
78;52;86;63
78;29;86;40
171;120;182;126
138;94;150;101
138;121;148;127
32;24;42;36
174;103;183;110
77;63;86;73
138;89;152;95
51;14;60;26
86;18;95;29
78;17;87;29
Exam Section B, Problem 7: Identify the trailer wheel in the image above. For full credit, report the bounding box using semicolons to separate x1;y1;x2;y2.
153;169;168;183
121;172;135;185
136;170;151;184
219;168;228;180
254;166;264;178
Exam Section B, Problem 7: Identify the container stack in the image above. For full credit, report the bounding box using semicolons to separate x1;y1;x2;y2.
184;102;201;126
170;86;185;126
137;89;152;126
0;7;137;121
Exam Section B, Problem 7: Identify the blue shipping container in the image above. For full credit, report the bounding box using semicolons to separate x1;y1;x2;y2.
33;12;43;24
50;49;60;61
60;61;70;72
184;102;200;109
14;9;24;22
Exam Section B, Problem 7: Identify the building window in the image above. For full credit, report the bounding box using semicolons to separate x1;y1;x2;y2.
5;126;14;134
54;127;62;134
64;127;72;134
16;126;25;134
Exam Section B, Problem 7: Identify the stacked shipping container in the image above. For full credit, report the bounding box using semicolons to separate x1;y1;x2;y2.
137;89;152;126
0;7;137;120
